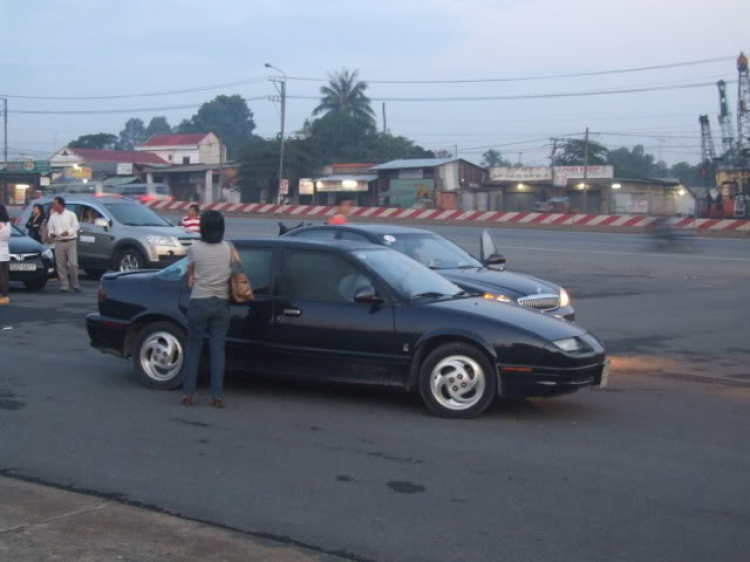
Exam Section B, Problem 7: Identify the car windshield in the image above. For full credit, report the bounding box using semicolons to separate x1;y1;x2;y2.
352;248;464;300
104;203;170;227
381;233;482;270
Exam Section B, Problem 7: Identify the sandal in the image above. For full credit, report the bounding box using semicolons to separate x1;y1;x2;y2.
181;395;196;406
210;397;225;409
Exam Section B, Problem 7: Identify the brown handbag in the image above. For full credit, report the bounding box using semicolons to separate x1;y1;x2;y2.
228;243;254;303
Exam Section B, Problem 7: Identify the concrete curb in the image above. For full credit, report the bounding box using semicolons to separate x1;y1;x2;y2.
0;475;357;562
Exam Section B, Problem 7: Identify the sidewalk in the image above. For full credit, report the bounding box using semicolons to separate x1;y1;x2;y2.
0;476;348;562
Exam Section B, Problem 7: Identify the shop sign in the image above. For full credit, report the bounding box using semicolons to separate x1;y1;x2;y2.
64;166;92;179
279;179;289;195
0;159;51;174
614;193;649;214
299;178;314;196
553;165;614;187
398;168;424;179
116;162;133;175
489;167;552;182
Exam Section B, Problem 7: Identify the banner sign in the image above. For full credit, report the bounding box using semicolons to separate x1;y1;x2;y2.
0;160;50;174
489;167;552;182
553;165;614;187
64;166;92;179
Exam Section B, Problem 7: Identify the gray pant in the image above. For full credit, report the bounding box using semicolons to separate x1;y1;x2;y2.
54;239;79;290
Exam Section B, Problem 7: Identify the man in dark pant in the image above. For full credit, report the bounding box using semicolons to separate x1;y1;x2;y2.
0;261;9;306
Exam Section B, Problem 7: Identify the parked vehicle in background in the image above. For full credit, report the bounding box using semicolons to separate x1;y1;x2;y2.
281;224;575;321
8;224;55;291
16;196;198;277
114;183;173;204
44;182;120;198
87;238;608;418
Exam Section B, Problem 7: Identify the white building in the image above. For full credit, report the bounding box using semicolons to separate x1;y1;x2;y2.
136;133;226;166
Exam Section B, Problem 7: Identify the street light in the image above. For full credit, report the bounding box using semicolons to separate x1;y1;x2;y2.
265;63;287;204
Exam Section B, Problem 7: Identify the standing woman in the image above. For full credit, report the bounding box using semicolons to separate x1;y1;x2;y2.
0;205;11;306
182;210;233;408
25;204;46;243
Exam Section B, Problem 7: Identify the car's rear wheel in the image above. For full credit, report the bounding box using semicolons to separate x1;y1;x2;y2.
132;322;186;390
418;343;497;419
115;248;145;272
23;277;48;292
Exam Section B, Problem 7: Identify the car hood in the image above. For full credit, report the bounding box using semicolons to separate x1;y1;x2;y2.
437;268;560;298
9;235;46;254
425;296;583;342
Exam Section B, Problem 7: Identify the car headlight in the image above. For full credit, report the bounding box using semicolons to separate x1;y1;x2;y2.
42;248;54;260
484;292;513;303
550;337;592;353
559;288;570;308
146;235;177;247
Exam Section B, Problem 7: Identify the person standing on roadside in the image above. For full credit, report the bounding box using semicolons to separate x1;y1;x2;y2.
0;205;11;306
327;197;353;225
47;196;81;293
181;210;232;408
181;204;201;234
25;204;46;243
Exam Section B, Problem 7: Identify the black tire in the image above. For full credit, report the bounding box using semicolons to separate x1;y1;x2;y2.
131;321;187;390
85;269;106;280
23;277;48;292
418;342;497;419
114;247;146;272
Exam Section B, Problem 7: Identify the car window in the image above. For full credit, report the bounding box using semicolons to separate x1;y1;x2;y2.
79;205;104;224
385;233;482;269
238;248;273;296
290;229;337;241
103;203;170;227
281;250;374;304
339;231;371;243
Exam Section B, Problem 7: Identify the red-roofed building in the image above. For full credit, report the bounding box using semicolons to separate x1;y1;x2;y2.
136;132;225;166
49;147;169;167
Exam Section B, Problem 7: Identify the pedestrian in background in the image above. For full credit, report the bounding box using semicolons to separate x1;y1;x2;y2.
181;204;201;234
182;210;232;408
328;198;353;225
0;205;11;306
25;204;46;243
47;196;81;293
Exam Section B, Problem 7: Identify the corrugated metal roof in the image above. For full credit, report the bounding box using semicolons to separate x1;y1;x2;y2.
315;174;377;182
369;158;455;171
102;176;138;185
141;134;211;147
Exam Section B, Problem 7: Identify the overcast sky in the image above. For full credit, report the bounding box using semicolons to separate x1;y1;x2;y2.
2;0;749;166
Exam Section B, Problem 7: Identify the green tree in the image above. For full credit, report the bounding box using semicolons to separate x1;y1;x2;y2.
607;144;669;179
367;132;435;161
69;133;119;150
481;149;512;168
145;116;172;138
553;139;608;166
118;118;147;150
670;161;704;186
313;69;376;125
178;95;257;159
433;149;454;159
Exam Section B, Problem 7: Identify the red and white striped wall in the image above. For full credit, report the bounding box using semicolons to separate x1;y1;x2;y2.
149;200;750;232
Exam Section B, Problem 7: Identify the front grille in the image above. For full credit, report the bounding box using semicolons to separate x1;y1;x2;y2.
10;253;40;262
517;293;559;311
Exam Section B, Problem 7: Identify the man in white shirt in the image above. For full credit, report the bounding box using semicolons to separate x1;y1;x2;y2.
47;196;81;292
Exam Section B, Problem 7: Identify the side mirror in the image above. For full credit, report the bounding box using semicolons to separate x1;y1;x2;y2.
480;229;498;263
354;286;384;304
94;218;110;231
485;253;506;267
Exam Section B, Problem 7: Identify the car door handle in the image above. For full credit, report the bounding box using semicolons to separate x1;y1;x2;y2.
282;308;301;317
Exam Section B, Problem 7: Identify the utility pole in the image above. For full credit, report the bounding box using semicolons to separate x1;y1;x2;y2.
454;144;459;159
382;103;387;135
582;127;589;214
265;63;286;204
2;98;7;164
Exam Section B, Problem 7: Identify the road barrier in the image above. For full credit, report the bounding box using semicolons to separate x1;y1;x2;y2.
149;200;750;233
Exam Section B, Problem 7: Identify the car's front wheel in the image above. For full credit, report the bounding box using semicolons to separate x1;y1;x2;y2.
115;247;146;272
418;343;497;419
132;322;186;390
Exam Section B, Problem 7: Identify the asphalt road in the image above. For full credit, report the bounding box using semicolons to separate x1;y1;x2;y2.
1;220;749;562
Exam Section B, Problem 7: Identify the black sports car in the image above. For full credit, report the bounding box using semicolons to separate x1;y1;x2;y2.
86;238;608;418
8;225;55;291
280;224;575;321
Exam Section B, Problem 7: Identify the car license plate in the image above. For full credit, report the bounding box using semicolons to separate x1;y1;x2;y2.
599;360;611;388
10;263;37;272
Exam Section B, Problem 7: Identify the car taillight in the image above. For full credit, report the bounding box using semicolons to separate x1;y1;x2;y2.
140;195;155;203
98;288;106;303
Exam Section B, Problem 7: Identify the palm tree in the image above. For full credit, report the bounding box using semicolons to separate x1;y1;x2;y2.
313;69;376;124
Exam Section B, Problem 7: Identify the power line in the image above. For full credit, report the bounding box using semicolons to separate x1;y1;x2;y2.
0;78;270;101
10;96;269;115
286;56;733;84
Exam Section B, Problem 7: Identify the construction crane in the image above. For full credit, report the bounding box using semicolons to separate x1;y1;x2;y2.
716;80;735;160
699;114;718;186
738;52;750;154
